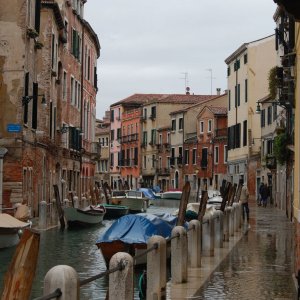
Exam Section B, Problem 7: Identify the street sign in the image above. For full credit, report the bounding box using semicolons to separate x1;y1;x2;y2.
7;124;22;133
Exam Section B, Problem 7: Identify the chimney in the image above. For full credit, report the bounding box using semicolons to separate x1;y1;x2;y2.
216;88;221;95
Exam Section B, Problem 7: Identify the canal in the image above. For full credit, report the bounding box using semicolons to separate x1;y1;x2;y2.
0;205;175;299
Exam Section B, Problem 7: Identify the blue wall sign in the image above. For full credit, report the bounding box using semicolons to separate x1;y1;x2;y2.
7;124;22;133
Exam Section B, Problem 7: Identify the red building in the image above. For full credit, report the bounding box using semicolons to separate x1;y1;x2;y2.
196;106;228;190
120;106;142;189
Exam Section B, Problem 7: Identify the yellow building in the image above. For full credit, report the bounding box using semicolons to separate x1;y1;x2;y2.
225;35;276;198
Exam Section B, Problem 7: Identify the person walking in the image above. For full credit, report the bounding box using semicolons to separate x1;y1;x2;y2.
258;182;264;206
239;179;250;224
261;183;269;207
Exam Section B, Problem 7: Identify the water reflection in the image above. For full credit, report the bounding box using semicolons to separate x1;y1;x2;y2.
194;206;296;300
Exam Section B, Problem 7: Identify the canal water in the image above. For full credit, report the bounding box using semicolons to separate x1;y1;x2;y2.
0;205;175;300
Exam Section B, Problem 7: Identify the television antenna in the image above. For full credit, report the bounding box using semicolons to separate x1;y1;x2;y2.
206;68;216;95
180;72;190;94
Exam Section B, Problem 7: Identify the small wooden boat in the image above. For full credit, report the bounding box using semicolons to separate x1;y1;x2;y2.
102;204;129;219
96;213;178;266
0;213;31;248
64;205;106;228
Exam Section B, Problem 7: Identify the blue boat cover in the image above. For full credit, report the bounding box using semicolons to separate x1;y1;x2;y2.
96;213;174;245
138;188;160;199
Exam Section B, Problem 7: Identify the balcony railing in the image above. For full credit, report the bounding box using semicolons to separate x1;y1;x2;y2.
156;168;170;175
215;128;228;137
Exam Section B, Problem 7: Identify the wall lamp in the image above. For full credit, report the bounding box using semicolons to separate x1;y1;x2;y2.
22;94;47;108
255;101;279;114
255;99;292;114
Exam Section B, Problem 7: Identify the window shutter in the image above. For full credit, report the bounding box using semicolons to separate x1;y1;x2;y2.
23;72;29;124
35;0;41;33
32;82;38;129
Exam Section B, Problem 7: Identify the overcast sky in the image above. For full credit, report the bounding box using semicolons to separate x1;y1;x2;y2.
85;0;278;119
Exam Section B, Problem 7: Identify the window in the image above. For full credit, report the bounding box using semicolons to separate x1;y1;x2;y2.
184;149;189;165
74;81;78;107
200;121;204;133
244;54;248;64
214;146;219;164
228;123;241;150
152;155;156;168
70;77;74;104
267;140;273;155
192;148;197;165
110;110;114;122
117;128;121;140
237;84;240;106
151;129;156;144
201;148;208;168
245;79;248;102
261;109;265;128
227;66;231;77
71;28;80;59
179;118;183;130
143;108;147;118
63;71;67;100
111;129;115;141
208;120;212;132
224;145;228;163
110;153;114;167
267;106;272;125
143;131;147;144
243;120;247;146
228;90;231;111
171;119;176;131
167;132;170;143
143;156;146;169
234;59;240;71
150;106;156;118
159;134;162;145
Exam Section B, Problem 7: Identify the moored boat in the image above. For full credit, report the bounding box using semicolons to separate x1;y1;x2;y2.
96;213;177;266
63;205;106;228
118;190;148;213
0;213;31;248
161;190;182;200
102;204;129;219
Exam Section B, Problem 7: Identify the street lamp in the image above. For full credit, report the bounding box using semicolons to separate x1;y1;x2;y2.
22;94;47;108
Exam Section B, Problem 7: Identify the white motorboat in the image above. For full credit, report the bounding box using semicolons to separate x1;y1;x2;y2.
161;190;182;200
0;213;31;248
63;205;106;228
118;190;148;213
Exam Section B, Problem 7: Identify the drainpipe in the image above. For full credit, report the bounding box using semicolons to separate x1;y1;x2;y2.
0;148;8;213
80;24;85;200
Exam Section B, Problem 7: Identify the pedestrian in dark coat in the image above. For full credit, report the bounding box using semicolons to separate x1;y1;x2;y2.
261;183;269;207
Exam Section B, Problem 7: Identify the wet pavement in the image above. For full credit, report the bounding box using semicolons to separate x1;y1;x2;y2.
193;204;296;300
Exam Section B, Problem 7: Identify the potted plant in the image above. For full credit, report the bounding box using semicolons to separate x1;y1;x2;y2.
34;40;44;50
27;27;39;39
273;132;290;165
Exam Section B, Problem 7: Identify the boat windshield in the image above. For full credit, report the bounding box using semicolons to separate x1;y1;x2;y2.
112;191;126;197
127;191;143;198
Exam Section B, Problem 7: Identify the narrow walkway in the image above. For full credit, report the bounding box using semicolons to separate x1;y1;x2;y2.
167;205;296;300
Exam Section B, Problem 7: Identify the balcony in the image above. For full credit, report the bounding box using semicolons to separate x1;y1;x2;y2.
140;116;147;122
149;114;156;121
215;128;228;138
149;140;155;146
170;157;175;167
157;168;170;176
266;155;276;170
141;142;147;148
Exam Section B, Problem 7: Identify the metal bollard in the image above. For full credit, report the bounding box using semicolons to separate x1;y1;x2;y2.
202;212;215;257
44;265;79;300
214;210;224;248
147;236;167;299
227;206;234;236
233;203;240;231
223;207;230;242
171;226;187;283
188;220;201;268
109;252;134;300
39;201;47;230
